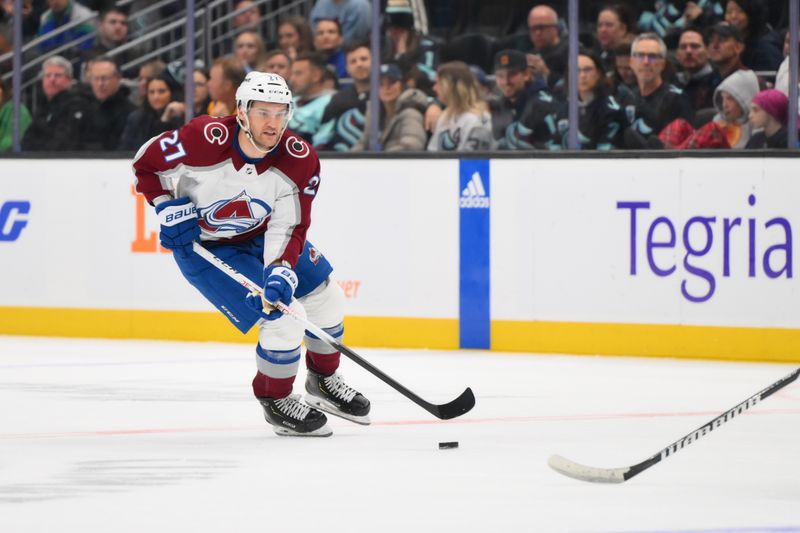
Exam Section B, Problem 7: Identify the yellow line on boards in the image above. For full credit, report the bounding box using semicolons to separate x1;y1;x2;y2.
0;307;798;363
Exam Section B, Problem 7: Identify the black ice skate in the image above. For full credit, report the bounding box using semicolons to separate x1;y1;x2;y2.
305;370;371;425
258;393;332;437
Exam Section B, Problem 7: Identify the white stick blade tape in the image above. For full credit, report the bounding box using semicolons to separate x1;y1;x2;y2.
547;455;627;484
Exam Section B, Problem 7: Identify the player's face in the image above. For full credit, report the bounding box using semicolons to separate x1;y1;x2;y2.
244;101;290;149
147;79;172;111
42;63;71;99
346;47;371;83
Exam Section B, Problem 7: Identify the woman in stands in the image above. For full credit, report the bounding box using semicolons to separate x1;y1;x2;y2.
120;72;184;150
427;61;493;151
277;16;314;60
595;3;637;74
724;0;783;72
233;30;266;73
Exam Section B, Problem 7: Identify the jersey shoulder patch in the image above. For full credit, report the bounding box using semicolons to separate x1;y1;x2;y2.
283;133;312;159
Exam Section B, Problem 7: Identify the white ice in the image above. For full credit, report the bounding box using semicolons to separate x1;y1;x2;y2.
0;335;799;533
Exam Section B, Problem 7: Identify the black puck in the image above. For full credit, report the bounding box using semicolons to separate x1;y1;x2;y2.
438;441;459;449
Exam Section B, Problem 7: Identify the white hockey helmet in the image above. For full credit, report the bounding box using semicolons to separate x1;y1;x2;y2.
235;71;294;121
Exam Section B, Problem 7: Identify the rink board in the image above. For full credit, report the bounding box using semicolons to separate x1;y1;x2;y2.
0;156;798;361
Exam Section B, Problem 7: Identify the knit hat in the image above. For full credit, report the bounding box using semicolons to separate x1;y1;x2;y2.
386;0;414;28
752;89;789;125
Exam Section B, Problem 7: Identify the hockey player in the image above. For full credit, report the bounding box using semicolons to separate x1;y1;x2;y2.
132;72;370;437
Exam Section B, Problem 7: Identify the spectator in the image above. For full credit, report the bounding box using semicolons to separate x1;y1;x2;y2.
595;3;637;74
134;59;166;106
523;4;568;87
309;0;370;46
489;49;547;145
37;0;95;54
80;56;135;150
724;0;782;72
0;77;31;152
383;0;438;82
315;41;371;151
22;55;91;150
623;32;692;147
192;67;211;116
675;28;721;113
712;68;760;147
259;49;292;82
277;15;314;60
551;52;626;150
234;30;266;73
82;5;141;79
120;72;183;150
353;63;427;151
611;40;637;100
233;0;260;31
207;56;246;117
660;68;758;148
1;0;41;41
288;52;334;144
313;18;347;81
428;61;493;151
746;89;789;148
638;1;724;42
707;22;749;80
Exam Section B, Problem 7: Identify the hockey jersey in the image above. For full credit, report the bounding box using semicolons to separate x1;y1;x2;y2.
132;115;321;268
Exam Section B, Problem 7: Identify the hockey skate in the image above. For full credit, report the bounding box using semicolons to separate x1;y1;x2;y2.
258;394;332;437
305;370;371;425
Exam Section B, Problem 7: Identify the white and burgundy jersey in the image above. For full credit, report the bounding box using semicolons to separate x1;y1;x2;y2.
132;115;321;268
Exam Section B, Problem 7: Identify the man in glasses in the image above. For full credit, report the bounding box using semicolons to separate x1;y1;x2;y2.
524;4;567;87
675;28;721;114
623;32;691;147
133;72;370;438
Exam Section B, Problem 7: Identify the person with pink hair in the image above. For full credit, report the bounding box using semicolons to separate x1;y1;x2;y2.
745;89;791;149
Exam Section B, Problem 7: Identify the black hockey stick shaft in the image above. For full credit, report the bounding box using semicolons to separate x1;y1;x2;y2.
625;366;800;481
192;242;475;420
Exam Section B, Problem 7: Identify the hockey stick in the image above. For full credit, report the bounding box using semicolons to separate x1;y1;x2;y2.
548;367;800;484
192;242;475;420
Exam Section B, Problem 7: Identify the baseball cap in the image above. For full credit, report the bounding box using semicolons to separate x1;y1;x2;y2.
493;49;527;73
709;22;744;42
379;63;403;82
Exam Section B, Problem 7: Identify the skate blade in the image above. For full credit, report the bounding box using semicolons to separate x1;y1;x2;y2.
272;424;333;437
304;395;371;426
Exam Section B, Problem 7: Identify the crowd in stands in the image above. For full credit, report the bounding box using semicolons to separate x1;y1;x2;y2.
0;0;798;153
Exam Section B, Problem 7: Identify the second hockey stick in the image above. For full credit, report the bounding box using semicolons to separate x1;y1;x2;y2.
192;242;475;420
548;367;799;483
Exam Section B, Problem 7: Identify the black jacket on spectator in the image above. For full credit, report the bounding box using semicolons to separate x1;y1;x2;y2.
498;89;560;149
677;64;722;115
550;88;627;150
79;85;136;150
22;88;93;151
119;106;182;151
315;85;369;152
745;127;788;149
523;38;569;88
489;79;549;143
741;32;784;73
622;82;693;139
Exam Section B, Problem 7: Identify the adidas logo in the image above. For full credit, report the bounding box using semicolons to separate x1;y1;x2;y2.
460;172;490;208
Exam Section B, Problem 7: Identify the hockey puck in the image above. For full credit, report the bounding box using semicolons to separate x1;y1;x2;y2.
438;441;459;449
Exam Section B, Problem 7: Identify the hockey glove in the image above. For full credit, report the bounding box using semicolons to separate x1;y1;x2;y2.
244;264;298;321
156;197;201;254
244;292;282;321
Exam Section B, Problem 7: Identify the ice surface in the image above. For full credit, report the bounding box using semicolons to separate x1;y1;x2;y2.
1;336;798;533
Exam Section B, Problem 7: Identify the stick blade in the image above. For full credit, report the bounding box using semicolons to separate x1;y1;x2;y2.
433;387;475;420
547;454;629;484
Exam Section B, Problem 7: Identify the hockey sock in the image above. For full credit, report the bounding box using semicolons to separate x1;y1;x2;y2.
252;371;295;399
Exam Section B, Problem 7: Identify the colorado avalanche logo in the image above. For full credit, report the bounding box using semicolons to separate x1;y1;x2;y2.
198;191;271;234
308;246;322;265
285;135;310;158
204;122;229;145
